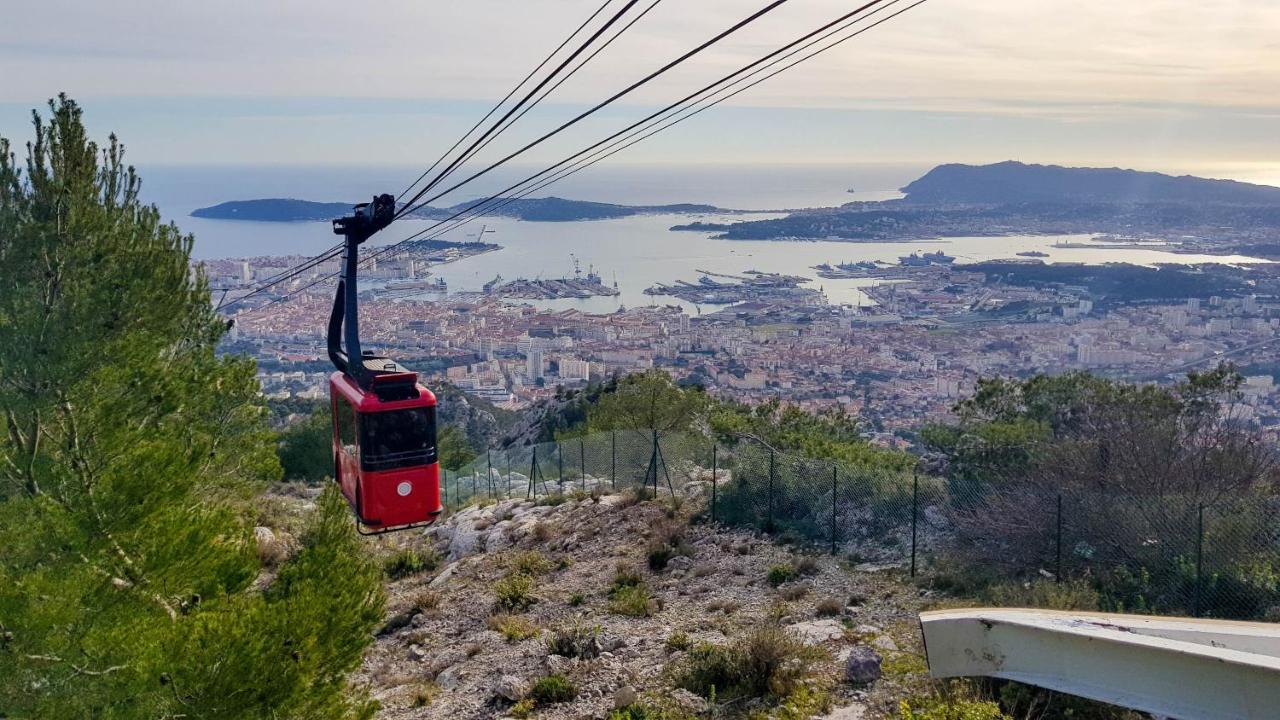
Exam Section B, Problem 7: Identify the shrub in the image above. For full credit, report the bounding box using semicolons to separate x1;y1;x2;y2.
495;573;537;612
509;550;555;576
768;563;797;587
546;621;604;658
676;626;826;701
511;698;535;718
612;563;643;591
795;555;819;576
530;674;578;704
648;543;675;571
779;584;808;601
412;590;442;613
815;597;843;616
536;494;568;507
986;578;1100;611
384;547;440;580
666;630;691;652
412;682;440;707
488;614;540;642
569;593;586;607
532;521;557;542
898;698;1009;720
609;584;656;617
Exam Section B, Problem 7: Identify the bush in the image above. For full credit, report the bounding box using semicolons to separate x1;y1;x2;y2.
986;578;1100;611
530;674;578;704
511;698;535;718
412;590;442;613
612;563;643;591
510;550;556;576
384;546;441;579
648;543;675;571
609;701;697;720
545;621;603;659
609;584;656;617
779;584;808;601
488;614;540;642
768;563;797;587
412;682;440;707
495;573;537;612
569;593;586;607
666;630;691;652
795;555;820;576
815;597;843;616
676;626;826;700
898;698;1009;720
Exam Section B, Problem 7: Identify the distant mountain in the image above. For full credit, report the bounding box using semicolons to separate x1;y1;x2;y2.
190;198;355;222
900;161;1280;205
191;196;733;223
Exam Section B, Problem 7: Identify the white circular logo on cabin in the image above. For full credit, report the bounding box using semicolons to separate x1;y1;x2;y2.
396;482;413;497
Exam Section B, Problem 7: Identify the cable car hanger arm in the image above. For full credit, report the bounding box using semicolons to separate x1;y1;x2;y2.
328;193;396;390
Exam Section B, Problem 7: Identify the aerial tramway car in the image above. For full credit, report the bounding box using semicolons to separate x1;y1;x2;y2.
327;195;442;533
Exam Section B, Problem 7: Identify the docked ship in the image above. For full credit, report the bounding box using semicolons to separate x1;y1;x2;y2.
898;250;955;266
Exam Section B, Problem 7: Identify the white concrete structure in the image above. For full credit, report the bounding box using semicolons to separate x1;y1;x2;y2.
921;608;1280;720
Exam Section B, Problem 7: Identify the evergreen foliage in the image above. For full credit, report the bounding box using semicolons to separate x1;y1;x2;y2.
0;96;383;718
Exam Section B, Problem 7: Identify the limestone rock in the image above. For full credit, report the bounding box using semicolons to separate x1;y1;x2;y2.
495;675;529;702
613;685;638;709
844;646;882;685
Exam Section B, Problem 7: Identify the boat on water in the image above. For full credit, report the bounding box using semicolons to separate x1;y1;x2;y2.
1016;250;1049;258
898;250;955;267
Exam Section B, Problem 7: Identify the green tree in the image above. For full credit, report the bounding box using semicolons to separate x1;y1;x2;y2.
278;402;334;481
0;96;382;717
584;370;711;437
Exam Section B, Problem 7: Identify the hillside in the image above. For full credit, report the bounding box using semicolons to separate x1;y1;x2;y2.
900;161;1280;205
345;490;930;719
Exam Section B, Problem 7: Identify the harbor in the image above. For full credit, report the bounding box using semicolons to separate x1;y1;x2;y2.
645;268;819;305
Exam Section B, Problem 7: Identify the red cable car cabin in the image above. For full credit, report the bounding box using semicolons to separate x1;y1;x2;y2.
330;359;443;533
325;194;442;533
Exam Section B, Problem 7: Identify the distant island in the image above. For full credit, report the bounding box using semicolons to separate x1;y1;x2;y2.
703;161;1280;250
192;196;741;223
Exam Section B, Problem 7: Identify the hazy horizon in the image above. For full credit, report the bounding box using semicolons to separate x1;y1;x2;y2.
4;0;1278;189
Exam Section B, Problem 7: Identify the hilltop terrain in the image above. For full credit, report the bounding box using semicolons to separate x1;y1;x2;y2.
257;486;938;720
900;161;1280;205
704;162;1280;245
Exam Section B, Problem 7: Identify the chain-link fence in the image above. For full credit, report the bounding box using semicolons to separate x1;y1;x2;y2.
441;431;1280;621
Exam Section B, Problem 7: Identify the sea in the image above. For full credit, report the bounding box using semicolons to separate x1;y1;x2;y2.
142;163;1270;314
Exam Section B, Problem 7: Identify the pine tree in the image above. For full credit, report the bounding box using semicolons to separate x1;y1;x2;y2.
0;95;383;718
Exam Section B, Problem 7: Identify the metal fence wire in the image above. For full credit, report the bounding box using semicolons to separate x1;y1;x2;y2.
443;431;1280;621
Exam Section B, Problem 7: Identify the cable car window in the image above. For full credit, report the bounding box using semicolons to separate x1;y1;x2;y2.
360;407;437;471
336;398;358;457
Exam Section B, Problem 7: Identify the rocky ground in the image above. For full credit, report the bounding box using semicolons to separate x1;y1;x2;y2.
352;490;939;720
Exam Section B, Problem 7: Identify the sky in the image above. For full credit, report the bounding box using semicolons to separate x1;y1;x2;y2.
2;0;1279;186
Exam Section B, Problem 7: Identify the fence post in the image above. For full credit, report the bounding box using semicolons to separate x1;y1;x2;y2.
711;444;718;523
1194;504;1205;618
1056;493;1063;584
505;450;511;500
767;448;775;533
830;465;838;556
611;431;617;490
472;469;477;501
443;469;449;508
910;472;919;578
557;442;564;485
651;429;660;496
580;438;586;491
528;447;537;499
487;450;493;499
